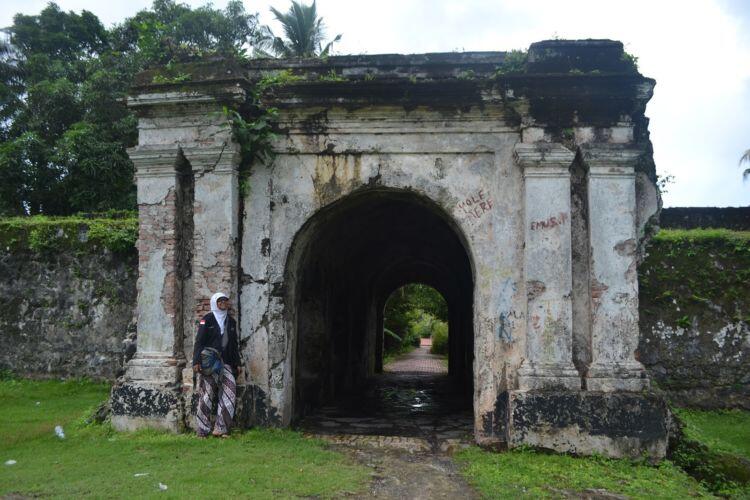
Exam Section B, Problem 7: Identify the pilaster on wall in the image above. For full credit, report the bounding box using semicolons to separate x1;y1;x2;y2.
112;81;246;431
181;144;240;321
515;142;580;390
112;146;186;431
582;145;649;392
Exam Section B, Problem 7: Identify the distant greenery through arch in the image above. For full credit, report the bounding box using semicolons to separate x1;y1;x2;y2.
383;284;448;361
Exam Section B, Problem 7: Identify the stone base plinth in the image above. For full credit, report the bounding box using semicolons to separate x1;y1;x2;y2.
586;362;650;392
517;363;582;391
505;390;669;459
110;353;186;431
111;382;184;432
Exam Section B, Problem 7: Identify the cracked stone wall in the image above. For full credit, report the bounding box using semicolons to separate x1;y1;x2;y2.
0;241;137;380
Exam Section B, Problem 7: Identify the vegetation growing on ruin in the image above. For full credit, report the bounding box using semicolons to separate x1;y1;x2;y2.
621;51;640;71
318;69;347;82
0;378;368;498
225;70;311;198
640;229;750;327
493;49;528;75
0;215;138;253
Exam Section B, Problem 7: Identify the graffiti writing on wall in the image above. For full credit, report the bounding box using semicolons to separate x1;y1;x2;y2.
457;189;493;220
530;212;568;231
497;277;520;344
497;309;524;344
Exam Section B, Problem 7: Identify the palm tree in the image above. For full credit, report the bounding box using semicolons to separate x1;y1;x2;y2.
742;149;750;181
257;1;341;58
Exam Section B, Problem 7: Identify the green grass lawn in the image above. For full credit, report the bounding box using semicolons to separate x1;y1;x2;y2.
4;377;749;499
0;378;368;498
671;408;750;498
455;408;750;499
455;446;712;499
675;408;750;459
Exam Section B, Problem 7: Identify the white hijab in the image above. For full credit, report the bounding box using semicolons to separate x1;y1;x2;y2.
210;292;229;335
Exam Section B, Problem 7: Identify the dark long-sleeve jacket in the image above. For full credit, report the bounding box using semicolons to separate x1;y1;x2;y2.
192;312;240;369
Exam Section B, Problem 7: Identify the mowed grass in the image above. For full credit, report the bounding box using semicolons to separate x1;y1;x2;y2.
455;447;712;499
675;408;750;459
0;378;368;498
457;408;750;499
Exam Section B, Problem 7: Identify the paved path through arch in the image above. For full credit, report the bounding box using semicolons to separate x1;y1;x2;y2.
300;347;479;498
384;345;448;374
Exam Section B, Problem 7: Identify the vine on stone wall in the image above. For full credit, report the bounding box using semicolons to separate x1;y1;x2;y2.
223;71;308;198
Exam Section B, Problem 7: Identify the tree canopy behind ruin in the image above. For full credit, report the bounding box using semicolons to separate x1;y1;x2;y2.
0;1;287;215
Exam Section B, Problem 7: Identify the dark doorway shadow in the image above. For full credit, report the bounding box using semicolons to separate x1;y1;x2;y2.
288;189;474;445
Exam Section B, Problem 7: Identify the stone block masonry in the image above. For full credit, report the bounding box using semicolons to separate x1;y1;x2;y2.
0;219;137;380
638;230;750;410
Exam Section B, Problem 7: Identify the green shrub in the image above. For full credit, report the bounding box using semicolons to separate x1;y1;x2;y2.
430;320;448;355
383;284;448;357
410;313;436;339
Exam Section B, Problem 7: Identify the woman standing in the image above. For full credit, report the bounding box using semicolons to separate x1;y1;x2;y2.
192;292;241;438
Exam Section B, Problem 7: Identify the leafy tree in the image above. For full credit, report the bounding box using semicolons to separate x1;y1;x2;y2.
0;37;24;142
110;0;263;66
741;149;750;181
258;0;341;58
0;1;266;215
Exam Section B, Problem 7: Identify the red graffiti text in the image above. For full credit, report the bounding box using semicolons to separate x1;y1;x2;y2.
457;189;494;220
530;212;568;231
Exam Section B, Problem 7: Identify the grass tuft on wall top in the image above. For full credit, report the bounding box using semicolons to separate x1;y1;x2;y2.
0;215;137;254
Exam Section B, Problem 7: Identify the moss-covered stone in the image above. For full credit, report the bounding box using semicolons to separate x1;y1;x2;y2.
639;229;750;409
0;216;138;254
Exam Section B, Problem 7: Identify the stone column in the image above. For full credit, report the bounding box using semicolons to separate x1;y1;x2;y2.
583;146;648;391
112;146;185;431
182;143;240;329
515;143;580;390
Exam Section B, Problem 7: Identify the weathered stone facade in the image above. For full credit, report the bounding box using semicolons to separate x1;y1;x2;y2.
112;40;670;458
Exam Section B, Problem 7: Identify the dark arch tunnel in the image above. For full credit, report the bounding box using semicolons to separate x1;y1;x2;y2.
287;189;475;421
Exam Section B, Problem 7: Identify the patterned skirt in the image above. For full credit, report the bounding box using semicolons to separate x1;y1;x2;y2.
196;365;236;436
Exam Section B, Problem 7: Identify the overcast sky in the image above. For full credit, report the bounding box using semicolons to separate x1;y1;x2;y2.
3;0;749;207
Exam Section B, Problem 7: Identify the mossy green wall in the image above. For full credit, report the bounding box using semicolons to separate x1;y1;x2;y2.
639;229;750;409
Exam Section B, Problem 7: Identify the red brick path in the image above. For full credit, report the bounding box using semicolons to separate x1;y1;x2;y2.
384;346;448;374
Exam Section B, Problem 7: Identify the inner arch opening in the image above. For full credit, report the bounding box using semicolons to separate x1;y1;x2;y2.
288;189;474;431
382;284;449;371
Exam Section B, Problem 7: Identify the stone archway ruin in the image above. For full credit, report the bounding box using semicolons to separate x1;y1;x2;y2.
286;188;474;421
111;39;669;458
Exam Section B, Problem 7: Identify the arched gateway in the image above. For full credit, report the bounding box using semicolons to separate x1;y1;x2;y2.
111;40;669;458
287;189;475;421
